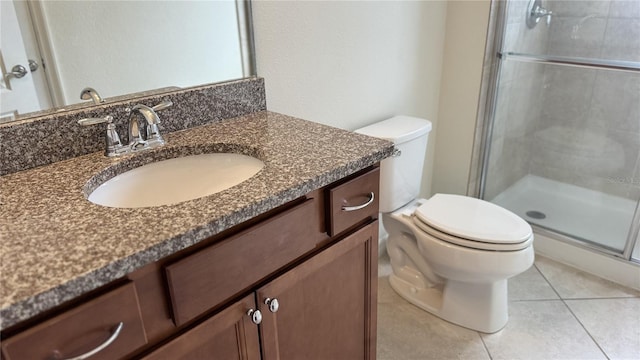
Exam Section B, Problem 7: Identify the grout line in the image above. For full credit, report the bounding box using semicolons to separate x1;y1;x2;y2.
563;300;611;360
552;295;640;300
510;298;562;302
511;295;640;303
534;263;564;300
478;331;494;360
534;262;640;300
535;263;611;359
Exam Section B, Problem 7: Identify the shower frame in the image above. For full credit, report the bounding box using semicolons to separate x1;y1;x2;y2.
470;0;640;264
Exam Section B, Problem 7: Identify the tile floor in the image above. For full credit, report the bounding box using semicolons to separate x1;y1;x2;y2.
377;254;640;360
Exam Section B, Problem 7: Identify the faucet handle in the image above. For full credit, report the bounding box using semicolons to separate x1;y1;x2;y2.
152;100;173;112
78;115;126;157
78;115;111;126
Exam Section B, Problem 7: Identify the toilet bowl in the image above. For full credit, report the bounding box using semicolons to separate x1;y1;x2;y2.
355;116;534;333
383;196;534;333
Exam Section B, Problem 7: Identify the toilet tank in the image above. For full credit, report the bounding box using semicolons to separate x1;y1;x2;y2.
355;116;432;212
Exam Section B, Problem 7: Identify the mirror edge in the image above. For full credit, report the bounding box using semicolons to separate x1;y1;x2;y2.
2;0;258;126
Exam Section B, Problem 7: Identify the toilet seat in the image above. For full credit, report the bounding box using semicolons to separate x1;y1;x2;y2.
413;218;533;251
413;194;533;251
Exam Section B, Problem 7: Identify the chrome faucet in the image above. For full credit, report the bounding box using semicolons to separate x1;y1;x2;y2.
77;100;172;156
128;105;159;150
526;0;553;28
80;87;104;105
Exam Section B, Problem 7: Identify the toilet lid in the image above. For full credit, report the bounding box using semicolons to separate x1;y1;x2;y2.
414;194;532;244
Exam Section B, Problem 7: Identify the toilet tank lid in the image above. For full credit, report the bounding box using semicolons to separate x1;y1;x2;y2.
355;116;432;144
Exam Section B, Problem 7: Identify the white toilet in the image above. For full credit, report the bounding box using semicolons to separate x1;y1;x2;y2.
356;116;534;333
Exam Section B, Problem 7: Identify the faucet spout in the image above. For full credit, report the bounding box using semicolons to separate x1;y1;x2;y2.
80;87;104;104
128;104;165;149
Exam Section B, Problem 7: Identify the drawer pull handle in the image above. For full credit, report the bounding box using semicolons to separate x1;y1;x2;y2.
265;298;280;313
342;192;375;212
247;309;262;325
62;322;124;360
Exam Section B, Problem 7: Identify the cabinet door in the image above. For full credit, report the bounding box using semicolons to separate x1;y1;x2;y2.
257;222;378;360
143;294;260;360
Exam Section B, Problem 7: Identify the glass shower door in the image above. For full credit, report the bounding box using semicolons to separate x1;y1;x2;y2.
481;0;640;257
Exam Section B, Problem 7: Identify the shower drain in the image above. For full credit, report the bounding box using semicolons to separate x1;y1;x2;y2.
526;210;546;220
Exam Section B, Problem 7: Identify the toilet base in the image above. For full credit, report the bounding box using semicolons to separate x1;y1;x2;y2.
389;273;508;333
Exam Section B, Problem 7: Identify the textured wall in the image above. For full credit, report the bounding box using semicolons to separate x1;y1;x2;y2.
432;0;491;196
252;0;448;197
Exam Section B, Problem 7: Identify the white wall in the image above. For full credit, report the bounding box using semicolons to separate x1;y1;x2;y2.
252;0;448;197
432;0;491;195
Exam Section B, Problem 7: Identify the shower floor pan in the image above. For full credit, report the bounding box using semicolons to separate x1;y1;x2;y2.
491;175;636;254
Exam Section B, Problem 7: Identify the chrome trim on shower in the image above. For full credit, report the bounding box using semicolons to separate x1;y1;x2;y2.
622;201;640;261
499;52;640;73
473;0;509;199
532;224;634;260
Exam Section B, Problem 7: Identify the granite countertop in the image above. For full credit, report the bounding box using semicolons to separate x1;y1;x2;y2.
0;111;393;329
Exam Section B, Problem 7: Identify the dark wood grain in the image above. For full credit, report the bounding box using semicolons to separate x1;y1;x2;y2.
1;283;147;360
258;222;378;360
142;294;260;360
328;167;380;236
165;198;321;326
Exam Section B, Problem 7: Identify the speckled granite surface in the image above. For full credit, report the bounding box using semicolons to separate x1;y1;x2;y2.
0;77;266;176
0;111;393;329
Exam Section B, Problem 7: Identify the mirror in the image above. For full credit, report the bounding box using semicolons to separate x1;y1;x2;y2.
0;0;255;123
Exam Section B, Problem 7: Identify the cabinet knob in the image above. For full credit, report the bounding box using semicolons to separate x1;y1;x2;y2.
247;309;262;325
264;297;280;313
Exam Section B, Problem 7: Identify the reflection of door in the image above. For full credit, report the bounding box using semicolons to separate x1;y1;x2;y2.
1;0;41;120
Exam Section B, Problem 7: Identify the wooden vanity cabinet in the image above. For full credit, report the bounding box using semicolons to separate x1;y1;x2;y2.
165;199;321;327
1;166;380;360
1;283;147;360
145;222;377;360
142;294;261;360
327;167;379;236
258;223;378;360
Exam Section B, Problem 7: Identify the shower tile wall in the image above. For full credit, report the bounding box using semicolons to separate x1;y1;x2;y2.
486;0;640;200
531;0;640;199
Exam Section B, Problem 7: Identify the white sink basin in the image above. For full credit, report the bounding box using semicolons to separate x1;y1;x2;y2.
88;153;264;208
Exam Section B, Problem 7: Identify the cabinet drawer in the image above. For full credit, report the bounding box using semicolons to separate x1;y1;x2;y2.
165;198;319;326
1;283;147;360
327;167;380;236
